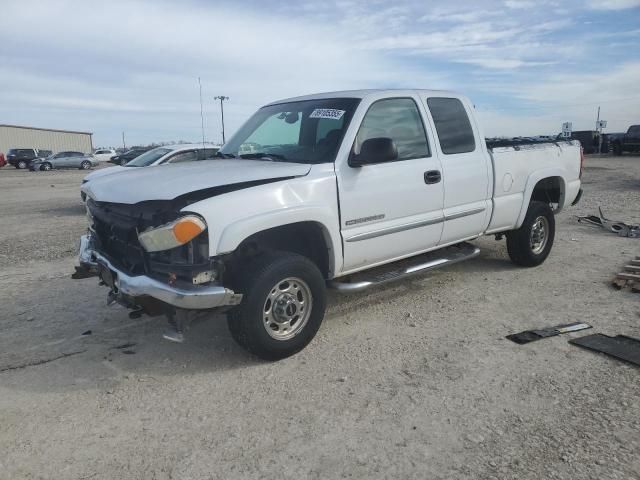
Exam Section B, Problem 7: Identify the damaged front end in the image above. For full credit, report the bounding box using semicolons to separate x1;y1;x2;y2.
73;198;242;340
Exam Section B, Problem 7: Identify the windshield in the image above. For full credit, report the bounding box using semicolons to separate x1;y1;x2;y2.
125;147;171;167
219;97;361;164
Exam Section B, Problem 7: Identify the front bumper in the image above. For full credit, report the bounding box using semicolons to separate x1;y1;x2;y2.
76;234;242;310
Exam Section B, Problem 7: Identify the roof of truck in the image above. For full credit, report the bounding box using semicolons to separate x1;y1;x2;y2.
267;89;461;105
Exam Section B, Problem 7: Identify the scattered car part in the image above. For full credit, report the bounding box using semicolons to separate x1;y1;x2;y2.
613;257;640;292
578;207;639;238
569;334;640;367
506;322;592;344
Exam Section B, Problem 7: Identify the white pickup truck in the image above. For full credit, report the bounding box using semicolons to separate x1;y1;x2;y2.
75;89;583;360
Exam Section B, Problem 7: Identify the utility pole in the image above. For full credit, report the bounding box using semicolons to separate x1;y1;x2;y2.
122;131;126;150
214;95;229;144
198;77;206;149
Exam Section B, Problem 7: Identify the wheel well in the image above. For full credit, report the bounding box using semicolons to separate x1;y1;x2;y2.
232;222;331;278
530;176;563;206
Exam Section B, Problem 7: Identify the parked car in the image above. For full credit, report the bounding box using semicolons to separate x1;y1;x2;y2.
0;152;6;168
93;148;117;162
82;143;220;188
30;151;95;171
7;148;52;169
608;125;640;155
109;147;154;165
75;89;582;360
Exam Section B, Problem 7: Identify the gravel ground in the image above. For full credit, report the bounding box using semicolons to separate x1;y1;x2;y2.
0;157;639;480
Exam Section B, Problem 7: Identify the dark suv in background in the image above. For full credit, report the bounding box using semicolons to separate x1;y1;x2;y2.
109;146;154;165
7;148;52;169
609;125;640;155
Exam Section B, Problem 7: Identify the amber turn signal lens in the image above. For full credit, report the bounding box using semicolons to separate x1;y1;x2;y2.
172;217;206;244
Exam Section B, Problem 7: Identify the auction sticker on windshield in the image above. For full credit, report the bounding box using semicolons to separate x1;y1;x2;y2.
309;109;345;120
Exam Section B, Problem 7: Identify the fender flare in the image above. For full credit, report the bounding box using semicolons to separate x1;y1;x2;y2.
515;168;567;228
216;205;342;276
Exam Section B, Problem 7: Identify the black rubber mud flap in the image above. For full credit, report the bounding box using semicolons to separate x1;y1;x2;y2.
506;322;592;345
569;334;640;367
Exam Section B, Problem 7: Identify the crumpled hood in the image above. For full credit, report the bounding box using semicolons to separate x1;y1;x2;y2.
83;165;127;182
82;160;312;204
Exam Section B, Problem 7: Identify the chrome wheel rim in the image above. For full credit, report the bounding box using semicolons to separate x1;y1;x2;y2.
81;162;90;169
530;216;549;254
263;277;312;341
43;164;51;170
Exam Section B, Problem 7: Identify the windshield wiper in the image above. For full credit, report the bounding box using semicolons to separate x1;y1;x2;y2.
239;152;288;161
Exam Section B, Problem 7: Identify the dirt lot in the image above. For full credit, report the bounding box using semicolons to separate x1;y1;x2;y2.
0;158;639;480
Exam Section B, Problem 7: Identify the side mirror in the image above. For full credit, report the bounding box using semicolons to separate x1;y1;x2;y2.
350;137;398;167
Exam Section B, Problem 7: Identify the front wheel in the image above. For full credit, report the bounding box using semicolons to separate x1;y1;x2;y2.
506;201;555;267
41;162;52;171
80;160;91;170
17;160;27;169
227;252;327;360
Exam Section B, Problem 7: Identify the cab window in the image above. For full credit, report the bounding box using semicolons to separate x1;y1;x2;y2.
354;98;430;161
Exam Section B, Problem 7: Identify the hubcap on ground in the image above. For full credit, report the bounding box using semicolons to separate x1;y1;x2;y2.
530;216;549;254
263;277;312;341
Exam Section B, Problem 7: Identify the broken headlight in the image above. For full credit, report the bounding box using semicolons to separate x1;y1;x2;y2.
138;215;206;253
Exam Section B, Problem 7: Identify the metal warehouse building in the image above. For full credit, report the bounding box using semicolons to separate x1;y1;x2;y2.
0;124;93;155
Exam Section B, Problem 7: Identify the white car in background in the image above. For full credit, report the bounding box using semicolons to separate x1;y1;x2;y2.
81;143;221;199
93;148;117;162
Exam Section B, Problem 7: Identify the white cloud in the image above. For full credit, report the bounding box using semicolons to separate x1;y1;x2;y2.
504;0;537;8
588;0;640;9
0;0;637;143
480;62;640;134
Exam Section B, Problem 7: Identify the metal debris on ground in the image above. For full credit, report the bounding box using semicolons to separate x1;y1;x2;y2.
577;207;639;238
569;334;640;367
506;322;592;344
612;256;640;292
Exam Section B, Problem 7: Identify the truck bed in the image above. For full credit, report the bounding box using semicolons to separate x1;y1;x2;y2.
485;139;582;234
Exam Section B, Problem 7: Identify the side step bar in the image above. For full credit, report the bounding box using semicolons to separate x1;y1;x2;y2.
328;242;480;292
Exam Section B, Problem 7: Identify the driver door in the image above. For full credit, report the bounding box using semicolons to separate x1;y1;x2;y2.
337;96;444;272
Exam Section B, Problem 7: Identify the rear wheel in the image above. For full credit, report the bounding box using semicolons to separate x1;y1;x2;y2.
506;201;555;267
227;251;326;360
80;160;91;170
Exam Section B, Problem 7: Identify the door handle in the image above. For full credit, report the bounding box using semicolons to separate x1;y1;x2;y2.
424;170;441;184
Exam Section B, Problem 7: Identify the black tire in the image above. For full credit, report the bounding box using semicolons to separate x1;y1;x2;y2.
17;160;27;169
41;162;52;171
80;160;91;170
227;251;326;360
506;201;555;267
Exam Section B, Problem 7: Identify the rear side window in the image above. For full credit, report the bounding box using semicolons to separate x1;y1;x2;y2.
168;150;198;163
629;126;640;136
427;97;476;154
197;148;219;160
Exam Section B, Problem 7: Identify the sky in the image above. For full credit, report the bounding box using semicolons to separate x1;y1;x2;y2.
1;0;639;147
